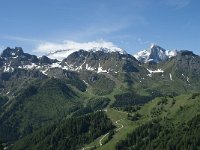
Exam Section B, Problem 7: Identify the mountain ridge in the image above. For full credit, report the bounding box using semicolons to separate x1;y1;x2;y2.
134;44;177;63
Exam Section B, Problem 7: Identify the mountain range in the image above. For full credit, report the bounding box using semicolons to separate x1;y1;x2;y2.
0;44;200;150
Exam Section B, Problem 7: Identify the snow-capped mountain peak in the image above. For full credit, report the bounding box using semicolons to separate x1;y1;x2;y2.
45;41;126;61
134;44;177;63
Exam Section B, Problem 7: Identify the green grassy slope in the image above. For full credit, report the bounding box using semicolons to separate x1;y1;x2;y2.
82;93;200;150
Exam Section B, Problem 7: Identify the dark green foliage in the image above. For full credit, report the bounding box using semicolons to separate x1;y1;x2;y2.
12;112;114;150
116;115;200;150
87;97;110;111
71;106;93;117
157;97;168;105
122;61;139;72
0;96;8;112
103;129;115;145
190;93;200;99
108;129;115;140
114;105;141;113
63;71;87;92
123;73;134;86
150;97;171;117
171;98;176;106
0;140;3;150
72;97;110;117
146;89;163;98
88;74;115;96
127;113;142;121
92;78;115;95
17;85;38;99
150;106;163;117
111;92;152;107
0;78;83;142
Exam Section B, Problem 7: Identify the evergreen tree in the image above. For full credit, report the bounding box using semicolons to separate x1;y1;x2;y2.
0;140;3;150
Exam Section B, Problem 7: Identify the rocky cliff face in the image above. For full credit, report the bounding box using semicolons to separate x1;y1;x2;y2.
0;47;58;73
134;44;177;63
62;50;145;73
175;50;200;77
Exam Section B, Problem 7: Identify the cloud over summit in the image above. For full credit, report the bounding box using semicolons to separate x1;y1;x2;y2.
35;40;123;54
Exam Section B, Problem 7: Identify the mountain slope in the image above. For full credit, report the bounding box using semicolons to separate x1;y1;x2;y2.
116;94;200;150
62;50;145;73
10;111;114;150
134;50;200;97
0;78;84;142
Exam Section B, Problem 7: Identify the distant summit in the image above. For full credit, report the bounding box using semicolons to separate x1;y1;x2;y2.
134;44;177;63
1;47;24;58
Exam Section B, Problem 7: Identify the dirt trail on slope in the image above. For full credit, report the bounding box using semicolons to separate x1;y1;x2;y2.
82;110;126;149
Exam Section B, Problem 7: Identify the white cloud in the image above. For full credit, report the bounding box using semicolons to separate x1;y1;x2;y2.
35;40;123;54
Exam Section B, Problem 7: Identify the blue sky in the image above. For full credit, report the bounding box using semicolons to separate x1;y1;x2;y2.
0;0;199;55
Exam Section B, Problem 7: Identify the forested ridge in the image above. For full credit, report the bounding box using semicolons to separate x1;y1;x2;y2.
10;111;114;150
116;115;200;150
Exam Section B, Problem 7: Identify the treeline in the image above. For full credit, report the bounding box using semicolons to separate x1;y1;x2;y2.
72;97;110;117
113;105;141;113
111;92;152;107
127;113;142;121
86;97;110;111
116;115;200;150
12;111;114;150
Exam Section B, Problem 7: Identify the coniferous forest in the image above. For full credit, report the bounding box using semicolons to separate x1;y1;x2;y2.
10;111;114;150
116;115;200;150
